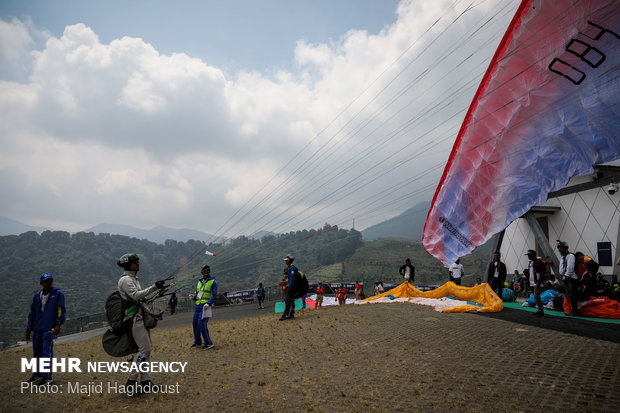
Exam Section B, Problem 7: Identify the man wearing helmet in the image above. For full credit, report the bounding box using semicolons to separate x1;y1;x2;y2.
190;264;218;350
280;255;297;321
117;253;165;394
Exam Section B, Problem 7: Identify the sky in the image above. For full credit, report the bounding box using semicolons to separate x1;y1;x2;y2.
0;0;521;238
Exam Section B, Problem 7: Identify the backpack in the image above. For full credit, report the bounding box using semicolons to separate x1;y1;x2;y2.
293;270;309;299
102;329;139;357
103;291;139;357
105;290;134;334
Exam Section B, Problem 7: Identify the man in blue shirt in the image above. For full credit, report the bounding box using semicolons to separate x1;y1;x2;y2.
280;255;297;321
26;273;66;386
256;283;266;309
191;265;218;350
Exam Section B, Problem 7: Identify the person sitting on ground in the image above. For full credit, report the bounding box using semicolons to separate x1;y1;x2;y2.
579;266;598;301
374;281;384;295
578;254;607;299
610;282;620;301
474;277;482;286
596;274;611;298
543;273;562;292
521;268;531;291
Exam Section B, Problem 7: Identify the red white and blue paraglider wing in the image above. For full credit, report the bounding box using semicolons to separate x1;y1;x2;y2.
424;0;620;266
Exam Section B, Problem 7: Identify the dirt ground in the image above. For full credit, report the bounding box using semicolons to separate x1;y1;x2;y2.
2;302;619;412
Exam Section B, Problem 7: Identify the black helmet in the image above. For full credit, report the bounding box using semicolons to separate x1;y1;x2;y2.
117;253;139;269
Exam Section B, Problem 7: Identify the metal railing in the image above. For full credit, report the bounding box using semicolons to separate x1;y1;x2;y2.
56;283;380;336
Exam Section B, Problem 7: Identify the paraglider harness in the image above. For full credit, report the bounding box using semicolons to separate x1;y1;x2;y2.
292;269;309;299
102;276;175;357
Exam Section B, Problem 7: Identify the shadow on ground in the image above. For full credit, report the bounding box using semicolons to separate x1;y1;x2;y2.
478;306;620;344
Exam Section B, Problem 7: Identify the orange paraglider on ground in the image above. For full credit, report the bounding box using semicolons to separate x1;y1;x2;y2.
359;281;503;313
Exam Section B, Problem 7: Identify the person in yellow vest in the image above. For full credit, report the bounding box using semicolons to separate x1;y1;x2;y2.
190;265;218;350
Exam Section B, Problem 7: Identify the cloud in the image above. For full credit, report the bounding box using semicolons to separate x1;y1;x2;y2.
0;18;32;66
0;0;519;234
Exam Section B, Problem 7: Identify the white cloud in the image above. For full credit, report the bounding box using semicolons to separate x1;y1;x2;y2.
0;17;32;69
0;0;520;235
295;40;333;69
223;159;284;207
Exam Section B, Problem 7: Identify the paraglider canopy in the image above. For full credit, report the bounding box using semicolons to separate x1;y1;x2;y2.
423;0;620;265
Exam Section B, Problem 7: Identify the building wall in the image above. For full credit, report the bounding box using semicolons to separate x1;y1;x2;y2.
500;179;620;279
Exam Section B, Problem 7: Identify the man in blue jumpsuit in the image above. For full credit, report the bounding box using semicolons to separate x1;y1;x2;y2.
191;265;218;350
26;273;66;386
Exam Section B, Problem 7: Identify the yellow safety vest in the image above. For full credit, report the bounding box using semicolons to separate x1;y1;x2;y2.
195;279;215;305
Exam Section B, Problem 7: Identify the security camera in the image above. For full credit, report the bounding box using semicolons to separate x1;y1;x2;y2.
608;182;619;195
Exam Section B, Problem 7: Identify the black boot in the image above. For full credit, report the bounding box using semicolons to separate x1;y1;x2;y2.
140;380;159;393
125;379;141;397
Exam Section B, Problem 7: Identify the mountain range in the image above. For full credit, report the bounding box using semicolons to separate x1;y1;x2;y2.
0;216;50;235
361;201;430;241
1;201;432;244
0;217;219;244
361;200;494;257
85;223;221;244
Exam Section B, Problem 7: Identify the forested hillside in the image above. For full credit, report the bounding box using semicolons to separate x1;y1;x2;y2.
309;238;489;287
205;224;364;289
0;230;210;348
0;225;363;347
0;225;490;347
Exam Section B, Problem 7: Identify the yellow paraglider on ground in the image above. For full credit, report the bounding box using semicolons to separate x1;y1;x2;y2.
359;281;503;313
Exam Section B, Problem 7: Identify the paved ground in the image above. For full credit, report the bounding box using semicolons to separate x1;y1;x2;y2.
484;303;620;343
2;301;619;412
